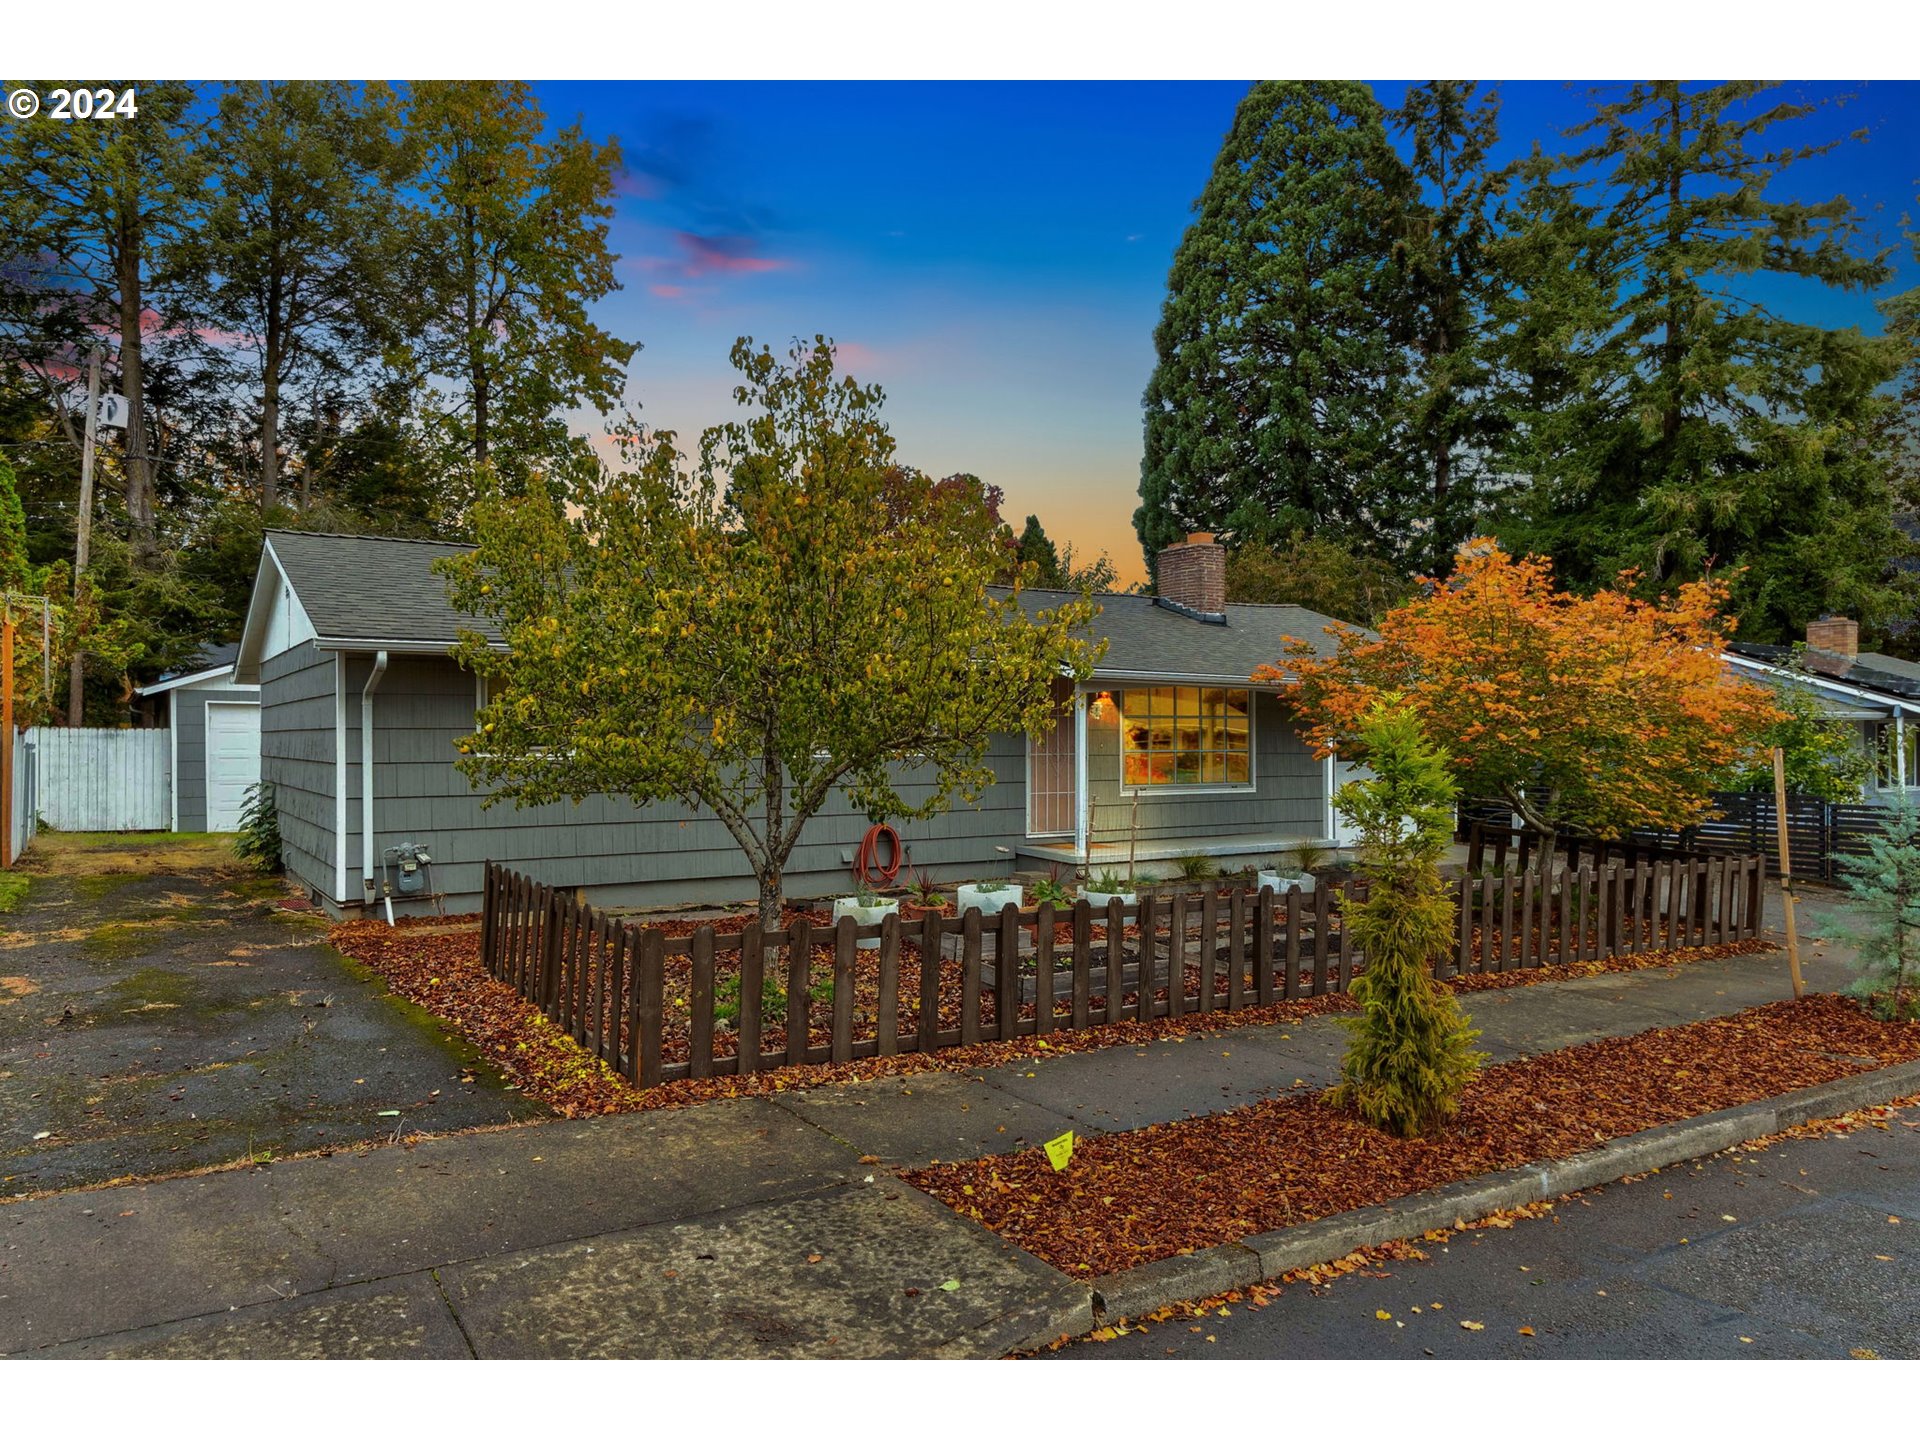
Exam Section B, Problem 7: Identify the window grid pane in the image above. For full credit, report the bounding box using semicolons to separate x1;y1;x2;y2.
1117;687;1254;789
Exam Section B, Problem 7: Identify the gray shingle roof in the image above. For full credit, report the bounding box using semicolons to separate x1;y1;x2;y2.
262;532;1355;682
266;530;499;646
1004;587;1358;684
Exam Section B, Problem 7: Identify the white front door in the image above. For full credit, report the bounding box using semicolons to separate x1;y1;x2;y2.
204;701;262;832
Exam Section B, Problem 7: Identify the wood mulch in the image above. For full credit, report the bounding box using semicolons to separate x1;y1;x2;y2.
330;906;1773;1118
902;993;1920;1277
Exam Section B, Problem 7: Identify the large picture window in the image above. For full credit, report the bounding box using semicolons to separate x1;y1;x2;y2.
1120;686;1253;788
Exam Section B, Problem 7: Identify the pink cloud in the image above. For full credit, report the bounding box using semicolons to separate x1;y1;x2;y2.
671;231;790;279
649;283;687;300
614;169;664;202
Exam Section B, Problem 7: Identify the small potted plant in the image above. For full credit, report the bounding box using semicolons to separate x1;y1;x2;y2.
1081;866;1137;908
902;867;950;918
831;885;900;948
1258;841;1327;896
956;877;1024;917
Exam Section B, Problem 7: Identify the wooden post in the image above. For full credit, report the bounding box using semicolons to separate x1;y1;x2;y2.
1772;747;1806;1000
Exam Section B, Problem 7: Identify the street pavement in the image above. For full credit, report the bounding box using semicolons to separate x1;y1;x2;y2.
1053;1100;1920;1360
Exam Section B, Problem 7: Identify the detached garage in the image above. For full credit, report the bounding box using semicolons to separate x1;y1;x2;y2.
134;644;262;832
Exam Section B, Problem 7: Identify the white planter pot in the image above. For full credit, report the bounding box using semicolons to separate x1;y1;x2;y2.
1081;889;1137;910
831;896;899;949
956;883;1023;918
1258;870;1315;895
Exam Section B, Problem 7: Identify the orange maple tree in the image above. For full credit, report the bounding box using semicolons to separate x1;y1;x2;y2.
1258;539;1781;848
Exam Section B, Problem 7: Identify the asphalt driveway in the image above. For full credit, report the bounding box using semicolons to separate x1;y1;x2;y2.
0;833;541;1196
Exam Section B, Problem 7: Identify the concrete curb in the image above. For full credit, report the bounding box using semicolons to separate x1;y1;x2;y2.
1027;1057;1920;1342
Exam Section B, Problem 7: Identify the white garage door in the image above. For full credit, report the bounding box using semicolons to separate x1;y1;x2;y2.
204;701;262;832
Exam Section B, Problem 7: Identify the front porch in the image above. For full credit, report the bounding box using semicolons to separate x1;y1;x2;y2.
1013;827;1339;876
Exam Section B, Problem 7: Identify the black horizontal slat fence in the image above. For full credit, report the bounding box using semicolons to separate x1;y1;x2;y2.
478;854;1765;1090
1465;791;1890;882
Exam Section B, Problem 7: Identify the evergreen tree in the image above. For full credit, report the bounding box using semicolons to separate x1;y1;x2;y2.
1224;531;1410;625
1014;514;1063;586
1836;796;1920;1020
0;80;205;563
1136;81;1422;573
180;81;411;515
393;81;638;509
1391;82;1509;576
1493;82;1912;640
1326;698;1481;1137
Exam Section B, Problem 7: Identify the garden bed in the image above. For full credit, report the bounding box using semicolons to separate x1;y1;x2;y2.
330;911;1771;1118
901;994;1920;1276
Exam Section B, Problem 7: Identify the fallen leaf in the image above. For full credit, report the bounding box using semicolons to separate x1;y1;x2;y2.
1460;1320;1485;1332
806;1254;822;1264
939;1278;960;1292
1517;1326;1535;1337
1375;1309;1392;1321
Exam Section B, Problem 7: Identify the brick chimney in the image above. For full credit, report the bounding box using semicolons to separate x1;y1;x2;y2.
1804;615;1859;677
1155;532;1227;620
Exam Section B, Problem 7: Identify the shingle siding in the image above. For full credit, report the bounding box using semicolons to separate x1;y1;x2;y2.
260;641;338;901
328;652;1029;917
262;647;1327;919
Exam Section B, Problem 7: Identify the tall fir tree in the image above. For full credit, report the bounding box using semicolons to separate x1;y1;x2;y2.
393;81;638;515
180;81;411;515
1391;82;1509;576
1014;515;1063;586
1493;82;1912;640
1136;81;1423;574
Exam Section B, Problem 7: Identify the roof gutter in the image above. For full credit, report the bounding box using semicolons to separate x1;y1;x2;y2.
1090;667;1294;689
362;650;388;919
1724;651;1920;716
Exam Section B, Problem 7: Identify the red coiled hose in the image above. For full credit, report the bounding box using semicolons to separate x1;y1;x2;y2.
853;822;903;887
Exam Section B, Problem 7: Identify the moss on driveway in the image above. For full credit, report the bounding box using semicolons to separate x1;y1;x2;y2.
1;833;544;1196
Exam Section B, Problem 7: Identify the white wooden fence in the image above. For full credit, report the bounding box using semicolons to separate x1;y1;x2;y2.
28;726;169;832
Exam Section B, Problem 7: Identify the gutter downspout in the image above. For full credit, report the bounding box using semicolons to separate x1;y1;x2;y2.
362;650;388;922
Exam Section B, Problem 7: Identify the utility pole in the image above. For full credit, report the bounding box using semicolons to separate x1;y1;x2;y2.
69;346;102;727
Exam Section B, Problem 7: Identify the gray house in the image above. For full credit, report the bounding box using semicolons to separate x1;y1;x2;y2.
1726;615;1920;800
133;642;262;832
234;529;1357;918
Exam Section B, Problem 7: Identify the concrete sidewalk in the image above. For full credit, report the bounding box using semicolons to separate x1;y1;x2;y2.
0;919;1855;1359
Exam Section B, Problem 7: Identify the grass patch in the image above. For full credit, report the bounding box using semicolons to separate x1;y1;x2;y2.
22;832;239;880
82;919;182;963
0;872;28;913
72;873;149;903
107;965;205;1011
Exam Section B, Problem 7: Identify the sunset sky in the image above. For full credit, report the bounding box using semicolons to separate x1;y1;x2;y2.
539;80;1920;584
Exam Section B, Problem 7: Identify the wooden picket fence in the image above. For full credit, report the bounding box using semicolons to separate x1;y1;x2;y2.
478;854;1766;1090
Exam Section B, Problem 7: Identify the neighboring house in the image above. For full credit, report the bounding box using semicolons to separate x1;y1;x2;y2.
132;642;262;833
233;529;1358;918
1726;616;1920;799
